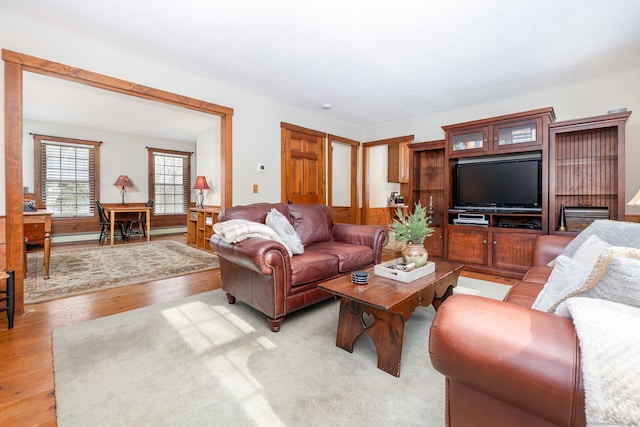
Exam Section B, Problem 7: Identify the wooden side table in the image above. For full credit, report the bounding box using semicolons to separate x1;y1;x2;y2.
24;209;52;279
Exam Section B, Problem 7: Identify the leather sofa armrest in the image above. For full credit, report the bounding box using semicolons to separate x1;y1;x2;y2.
332;224;389;264
210;234;289;275
429;294;584;426
533;235;574;266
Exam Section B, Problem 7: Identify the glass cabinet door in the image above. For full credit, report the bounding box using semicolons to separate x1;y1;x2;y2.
493;119;542;150
448;127;488;157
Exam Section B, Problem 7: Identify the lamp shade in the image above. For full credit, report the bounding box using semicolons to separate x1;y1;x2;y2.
628;189;640;206
114;175;133;187
193;176;210;190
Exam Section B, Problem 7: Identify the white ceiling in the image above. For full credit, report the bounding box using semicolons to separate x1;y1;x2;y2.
5;0;640;134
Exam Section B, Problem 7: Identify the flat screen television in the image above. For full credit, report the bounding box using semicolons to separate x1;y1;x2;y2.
453;157;542;212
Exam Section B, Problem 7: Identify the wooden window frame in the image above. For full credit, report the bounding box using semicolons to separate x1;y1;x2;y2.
33;134;101;220
148;147;192;223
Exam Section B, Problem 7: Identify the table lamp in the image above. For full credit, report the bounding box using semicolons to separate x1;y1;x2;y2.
114;175;133;207
193;176;210;208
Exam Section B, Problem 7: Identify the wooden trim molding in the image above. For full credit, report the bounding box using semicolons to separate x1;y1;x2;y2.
3;49;234;314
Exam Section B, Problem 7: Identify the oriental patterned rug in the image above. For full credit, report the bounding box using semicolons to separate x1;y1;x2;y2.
25;240;219;304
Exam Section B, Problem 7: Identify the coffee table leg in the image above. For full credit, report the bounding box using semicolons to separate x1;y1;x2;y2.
367;309;405;377
336;299;366;352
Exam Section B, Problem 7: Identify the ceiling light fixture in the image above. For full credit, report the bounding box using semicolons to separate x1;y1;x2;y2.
321;103;332;110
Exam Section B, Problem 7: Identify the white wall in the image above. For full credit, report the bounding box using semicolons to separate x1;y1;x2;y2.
0;10;362;215
195;124;221;207
362;68;640;214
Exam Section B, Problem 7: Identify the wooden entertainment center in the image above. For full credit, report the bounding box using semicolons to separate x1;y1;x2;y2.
407;107;631;277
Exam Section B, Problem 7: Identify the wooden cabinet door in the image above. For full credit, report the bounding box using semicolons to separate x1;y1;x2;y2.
388;143;410;183
491;231;538;272
447;127;489;158
492;118;543;152
446;227;488;265
425;226;444;258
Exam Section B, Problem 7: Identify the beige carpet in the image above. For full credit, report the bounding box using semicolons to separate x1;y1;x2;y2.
52;278;508;426
25;240;219;304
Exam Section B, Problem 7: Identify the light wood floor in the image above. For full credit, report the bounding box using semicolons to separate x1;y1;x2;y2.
0;234;514;426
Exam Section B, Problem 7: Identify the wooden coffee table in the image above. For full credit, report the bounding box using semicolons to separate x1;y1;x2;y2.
318;260;463;377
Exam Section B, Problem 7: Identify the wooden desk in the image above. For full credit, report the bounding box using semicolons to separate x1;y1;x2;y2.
24;209;52;279
106;206;151;246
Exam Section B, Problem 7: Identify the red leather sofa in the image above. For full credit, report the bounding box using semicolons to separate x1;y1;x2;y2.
210;203;388;332
429;235;587;426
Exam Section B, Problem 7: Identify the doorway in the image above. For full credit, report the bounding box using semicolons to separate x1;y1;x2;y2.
3;49;234;313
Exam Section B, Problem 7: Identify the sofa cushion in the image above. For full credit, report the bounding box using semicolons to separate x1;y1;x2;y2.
305;241;374;273
532;255;592;311
503;281;545;308
290;251;340;287
550;246;640;312
266;208;304;255
288;204;334;246
522;265;553;285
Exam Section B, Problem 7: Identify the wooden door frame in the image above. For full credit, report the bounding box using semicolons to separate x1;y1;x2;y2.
328;134;360;223
362;135;414;224
3;49;234;314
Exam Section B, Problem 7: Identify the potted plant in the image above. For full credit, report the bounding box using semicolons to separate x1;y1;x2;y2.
389;201;434;268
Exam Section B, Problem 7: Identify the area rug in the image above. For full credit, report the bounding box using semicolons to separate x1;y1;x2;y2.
25;240;219;304
52;277;507;426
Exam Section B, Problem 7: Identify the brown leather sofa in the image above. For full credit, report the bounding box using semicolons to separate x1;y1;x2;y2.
210;203;388;332
429;235;588;427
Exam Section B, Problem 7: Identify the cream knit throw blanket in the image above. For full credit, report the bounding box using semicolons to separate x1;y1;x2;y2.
556;297;640;426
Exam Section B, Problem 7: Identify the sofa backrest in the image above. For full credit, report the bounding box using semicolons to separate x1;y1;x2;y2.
218;203;288;224
287;204;334;245
218;202;336;246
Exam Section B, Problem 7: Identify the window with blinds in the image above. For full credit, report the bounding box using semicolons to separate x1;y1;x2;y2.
150;149;191;215
34;135;100;218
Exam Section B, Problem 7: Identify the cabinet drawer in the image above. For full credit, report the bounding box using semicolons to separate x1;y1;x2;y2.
24;223;43;232
25;230;45;243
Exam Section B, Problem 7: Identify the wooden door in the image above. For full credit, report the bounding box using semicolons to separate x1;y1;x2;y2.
281;123;326;205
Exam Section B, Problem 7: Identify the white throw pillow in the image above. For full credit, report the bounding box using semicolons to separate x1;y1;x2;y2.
532;255;592;312
547;234;611;268
265;208;304;255
571;234;611;267
550;246;640;313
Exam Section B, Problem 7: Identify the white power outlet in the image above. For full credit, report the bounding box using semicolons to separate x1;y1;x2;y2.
257;163;266;172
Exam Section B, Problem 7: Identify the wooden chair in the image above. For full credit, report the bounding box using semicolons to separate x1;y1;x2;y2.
128;199;154;239
0;270;15;329
95;200;128;245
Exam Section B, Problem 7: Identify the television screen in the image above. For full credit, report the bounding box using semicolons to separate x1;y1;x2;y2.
454;158;542;211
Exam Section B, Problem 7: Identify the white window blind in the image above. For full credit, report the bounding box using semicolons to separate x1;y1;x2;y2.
151;151;189;215
39;139;97;217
